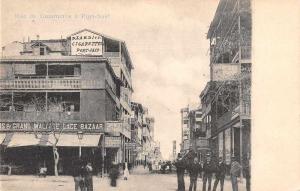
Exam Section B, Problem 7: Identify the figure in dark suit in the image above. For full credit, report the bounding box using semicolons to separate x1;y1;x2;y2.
109;162;120;187
212;157;226;191
187;157;202;191
202;155;214;191
174;153;186;191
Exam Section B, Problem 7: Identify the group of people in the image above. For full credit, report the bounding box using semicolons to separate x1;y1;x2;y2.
174;153;250;191
72;159;94;191
72;160;131;191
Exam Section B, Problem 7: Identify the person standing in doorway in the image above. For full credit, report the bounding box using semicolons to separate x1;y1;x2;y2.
230;157;242;191
187;157;202;191
202;154;214;191
174;153;186;191
212;157;226;191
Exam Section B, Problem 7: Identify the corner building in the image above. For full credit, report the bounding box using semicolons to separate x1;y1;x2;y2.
0;29;134;175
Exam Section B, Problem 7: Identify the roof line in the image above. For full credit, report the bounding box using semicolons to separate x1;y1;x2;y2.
67;28;124;42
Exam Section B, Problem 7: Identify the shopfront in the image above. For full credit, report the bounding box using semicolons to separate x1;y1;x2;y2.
0;122;104;175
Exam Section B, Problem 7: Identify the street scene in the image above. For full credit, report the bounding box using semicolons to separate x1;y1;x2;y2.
0;0;251;191
1;166;247;191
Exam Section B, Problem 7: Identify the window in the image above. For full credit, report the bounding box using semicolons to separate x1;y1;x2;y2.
40;47;45;55
195;113;202;118
48;64;81;78
104;38;120;52
0;93;12;111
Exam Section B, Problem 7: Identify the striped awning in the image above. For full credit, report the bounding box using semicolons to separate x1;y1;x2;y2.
7;133;40;147
0;133;7;144
1;133;102;148
56;134;102;147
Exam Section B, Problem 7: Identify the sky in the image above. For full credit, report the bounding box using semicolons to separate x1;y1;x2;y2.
0;0;219;159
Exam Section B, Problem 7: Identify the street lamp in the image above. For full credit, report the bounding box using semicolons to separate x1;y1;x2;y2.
77;130;83;158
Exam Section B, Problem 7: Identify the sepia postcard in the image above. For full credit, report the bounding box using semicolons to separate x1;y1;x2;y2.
0;0;299;191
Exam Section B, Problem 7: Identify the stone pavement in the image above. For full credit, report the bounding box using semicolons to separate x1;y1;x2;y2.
0;166;247;191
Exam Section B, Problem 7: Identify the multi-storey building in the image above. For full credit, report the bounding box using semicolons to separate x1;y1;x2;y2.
180;107;190;154
188;107;210;161
130;102;155;165
0;29;134;175
130;102;144;165
202;0;251;166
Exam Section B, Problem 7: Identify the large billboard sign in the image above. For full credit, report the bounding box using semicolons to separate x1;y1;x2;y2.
0;122;104;133
71;30;103;56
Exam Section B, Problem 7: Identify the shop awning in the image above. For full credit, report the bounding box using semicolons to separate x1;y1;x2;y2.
56;134;102;147
7;133;40;147
2;133;102;147
0;133;7;144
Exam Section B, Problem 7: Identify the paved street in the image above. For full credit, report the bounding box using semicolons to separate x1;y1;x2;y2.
0;166;247;191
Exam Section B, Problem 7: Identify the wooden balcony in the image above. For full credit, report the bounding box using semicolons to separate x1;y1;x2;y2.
0;78;105;90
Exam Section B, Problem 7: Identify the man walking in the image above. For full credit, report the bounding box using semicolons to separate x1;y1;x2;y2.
188;157;202;191
202;154;214;191
212;157;226;191
72;159;82;191
174;153;186;191
230;157;242;191
243;156;251;191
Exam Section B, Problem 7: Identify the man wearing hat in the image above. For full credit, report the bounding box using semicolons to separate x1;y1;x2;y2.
187;157;202;191
202;154;214;191
230;156;242;191
174;153;186;191
212;157;226;191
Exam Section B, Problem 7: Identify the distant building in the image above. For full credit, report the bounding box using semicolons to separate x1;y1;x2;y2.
130;102;155;165
180;107;190;154
188;107;210;161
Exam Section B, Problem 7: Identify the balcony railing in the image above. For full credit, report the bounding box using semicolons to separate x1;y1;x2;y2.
103;52;120;57
0;111;81;122
0;79;104;90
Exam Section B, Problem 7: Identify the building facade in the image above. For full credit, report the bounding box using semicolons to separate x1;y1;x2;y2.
202;0;251;166
130;102;156;165
180;107;190;154
0;29;134;175
180;106;210;162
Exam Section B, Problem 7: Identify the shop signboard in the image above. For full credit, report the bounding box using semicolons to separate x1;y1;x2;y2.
105;136;121;148
105;122;121;136
0;122;104;133
70;30;103;56
125;142;136;150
